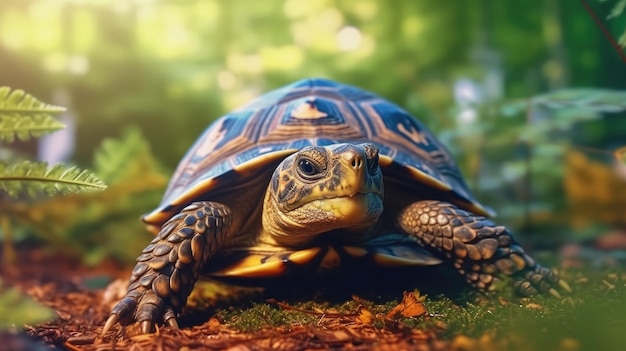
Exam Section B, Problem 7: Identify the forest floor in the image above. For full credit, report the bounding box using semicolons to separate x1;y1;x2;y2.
1;243;625;351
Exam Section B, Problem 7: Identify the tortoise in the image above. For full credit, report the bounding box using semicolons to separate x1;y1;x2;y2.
104;78;570;334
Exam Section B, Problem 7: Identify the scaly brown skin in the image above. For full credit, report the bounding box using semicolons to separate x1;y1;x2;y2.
103;202;232;334
397;200;569;296
103;143;570;335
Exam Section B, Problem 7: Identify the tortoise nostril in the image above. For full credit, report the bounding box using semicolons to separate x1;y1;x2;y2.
350;155;363;169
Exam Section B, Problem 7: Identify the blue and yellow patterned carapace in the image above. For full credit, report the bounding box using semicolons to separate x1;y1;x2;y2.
104;78;570;335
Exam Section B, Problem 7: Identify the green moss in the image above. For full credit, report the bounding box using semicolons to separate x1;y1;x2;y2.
213;268;626;350
216;302;318;331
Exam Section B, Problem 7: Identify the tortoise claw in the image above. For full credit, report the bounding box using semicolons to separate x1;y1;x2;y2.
513;265;571;298
102;313;120;335
548;288;561;299
165;317;179;329
102;202;232;334
141;320;154;334
163;307;179;329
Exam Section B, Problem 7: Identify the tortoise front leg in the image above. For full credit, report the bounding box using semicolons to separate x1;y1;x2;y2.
397;200;570;296
103;201;231;334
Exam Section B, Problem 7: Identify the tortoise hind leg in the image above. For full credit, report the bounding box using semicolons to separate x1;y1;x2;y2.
103;201;232;334
396;200;571;296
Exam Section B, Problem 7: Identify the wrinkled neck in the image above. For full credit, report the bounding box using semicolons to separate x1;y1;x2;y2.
260;188;379;248
261;189;322;248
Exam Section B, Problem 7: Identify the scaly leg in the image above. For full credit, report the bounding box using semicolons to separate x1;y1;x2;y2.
397;200;570;296
103;201;232;334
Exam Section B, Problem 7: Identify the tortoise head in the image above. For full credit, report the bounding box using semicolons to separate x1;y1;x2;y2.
262;143;384;247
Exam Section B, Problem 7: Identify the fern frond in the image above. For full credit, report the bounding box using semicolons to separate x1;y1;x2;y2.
0;87;66;142
94;127;162;184
0;161;107;198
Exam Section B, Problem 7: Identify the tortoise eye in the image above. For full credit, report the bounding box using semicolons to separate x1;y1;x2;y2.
297;159;322;179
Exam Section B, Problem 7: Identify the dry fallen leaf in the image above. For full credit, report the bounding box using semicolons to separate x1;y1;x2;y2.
575;277;590;284
355;305;373;325
602;279;616;291
206;317;222;333
525;302;543;310
386;290;428;319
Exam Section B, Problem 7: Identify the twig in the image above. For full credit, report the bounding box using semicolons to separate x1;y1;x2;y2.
580;0;626;63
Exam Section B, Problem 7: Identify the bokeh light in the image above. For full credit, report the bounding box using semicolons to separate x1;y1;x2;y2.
336;26;362;51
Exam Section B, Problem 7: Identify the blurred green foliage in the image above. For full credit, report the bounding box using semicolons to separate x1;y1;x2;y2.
0;0;625;262
617;147;626;165
0;279;53;329
0;3;625;348
604;0;626;46
1;0;624;161
1;127;167;264
0;86;107;265
443;89;626;243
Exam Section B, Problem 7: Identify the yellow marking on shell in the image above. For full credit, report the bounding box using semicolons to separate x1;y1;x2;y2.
397;123;429;145
232;149;297;175
405;165;452;191
291;101;328;119
465;202;495;218
141;176;213;226
359;102;440;164
146;224;161;235
210;247;322;278
378;155;394;167
288;247;324;264
380;155;451;191
196;118;228;158
319;247;341;270
341;246;368;257
145;149;297;227
380;156;492;217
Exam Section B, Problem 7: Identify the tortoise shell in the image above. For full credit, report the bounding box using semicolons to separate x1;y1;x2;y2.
143;78;489;230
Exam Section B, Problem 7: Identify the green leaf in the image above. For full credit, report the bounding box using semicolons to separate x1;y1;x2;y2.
0;161;107;198
530;89;626;112
0;87;66;142
607;0;626;19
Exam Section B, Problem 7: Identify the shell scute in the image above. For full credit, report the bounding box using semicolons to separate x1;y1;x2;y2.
144;78;488;226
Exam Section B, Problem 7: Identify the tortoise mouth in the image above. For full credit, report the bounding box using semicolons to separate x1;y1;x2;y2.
294;192;383;222
321;191;382;200
288;191;383;212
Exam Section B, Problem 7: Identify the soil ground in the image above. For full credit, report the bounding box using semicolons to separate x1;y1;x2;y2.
2;242;625;351
1;244;454;351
